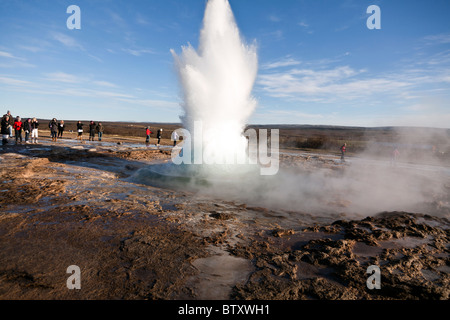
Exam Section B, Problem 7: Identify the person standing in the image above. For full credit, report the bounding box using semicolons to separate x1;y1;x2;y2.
49;118;58;142
145;127;153;144
391;147;400;166
23;118;31;143
96;122;104;141
1;115;11;145
76;121;84;142
171;130;179;147
13;116;23;144
89;121;96;141
31;118;39;143
340;143;347;162
58;120;65;138
5;111;13;138
156;129;163;146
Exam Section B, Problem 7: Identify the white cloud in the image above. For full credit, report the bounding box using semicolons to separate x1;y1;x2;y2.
93;80;117;88
298;21;309;28
0;76;32;86
0;50;35;68
44;72;83;83
19;45;45;53
268;15;281;22
261;58;301;70
257;61;450;105
423;33;450;45
51;32;84;50
118;98;180;110
0;51;22;59
122;48;156;56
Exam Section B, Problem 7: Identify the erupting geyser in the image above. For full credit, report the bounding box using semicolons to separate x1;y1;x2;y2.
171;0;258;166
134;0;263;189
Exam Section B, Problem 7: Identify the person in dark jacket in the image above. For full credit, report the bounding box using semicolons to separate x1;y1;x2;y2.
57;120;65;138
5;111;13;138
23;118;31;143
49;118;58;142
89;121;96;141
76;121;84;142
1;115;11;145
156;129;163;146
96;122;104;141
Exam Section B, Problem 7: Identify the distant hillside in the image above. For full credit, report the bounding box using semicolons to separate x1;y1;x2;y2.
31;118;449;155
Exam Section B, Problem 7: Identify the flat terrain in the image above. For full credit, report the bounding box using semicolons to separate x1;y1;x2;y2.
0;126;449;301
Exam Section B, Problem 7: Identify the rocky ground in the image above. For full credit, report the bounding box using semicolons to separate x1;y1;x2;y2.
0;137;449;300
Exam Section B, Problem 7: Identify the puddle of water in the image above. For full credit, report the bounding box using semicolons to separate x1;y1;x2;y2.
415;217;448;229
295;261;335;280
437;265;450;274
421;269;440;282
188;246;253;300
352;242;384;257
278;231;344;251
381;236;432;249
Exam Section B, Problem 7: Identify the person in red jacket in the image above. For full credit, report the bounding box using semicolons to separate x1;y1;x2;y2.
13;116;23;144
340;143;347;162
145;127;153;144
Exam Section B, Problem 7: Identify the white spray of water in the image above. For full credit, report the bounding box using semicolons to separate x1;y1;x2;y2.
171;0;258;165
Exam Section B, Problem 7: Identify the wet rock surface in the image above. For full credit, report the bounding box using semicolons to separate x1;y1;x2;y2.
0;140;449;300
231;212;449;300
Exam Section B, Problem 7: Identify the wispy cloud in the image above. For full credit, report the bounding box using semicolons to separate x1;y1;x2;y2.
136;13;150;26
297;21;314;34
257;65;417;103
44;72;83;84
122;48;156;56
268;15;281;22
261;57;301;70
264;30;284;41
0;51;24;60
119;98;180;110
18;45;45;53
109;11;127;28
423;33;450;45
0;75;32;86
298;21;309;28
93;80;117;88
0;50;35;68
51;32;84;50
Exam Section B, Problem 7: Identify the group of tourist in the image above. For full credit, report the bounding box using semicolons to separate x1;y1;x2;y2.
146;127;168;146
1;110;106;146
146;127;179;147
2;110;40;145
2;110;180;147
75;120;104;142
48;118;67;142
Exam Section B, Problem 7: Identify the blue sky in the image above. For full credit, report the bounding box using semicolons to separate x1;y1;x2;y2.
0;0;449;128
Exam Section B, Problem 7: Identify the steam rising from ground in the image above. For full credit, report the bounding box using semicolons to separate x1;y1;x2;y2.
193;158;449;220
